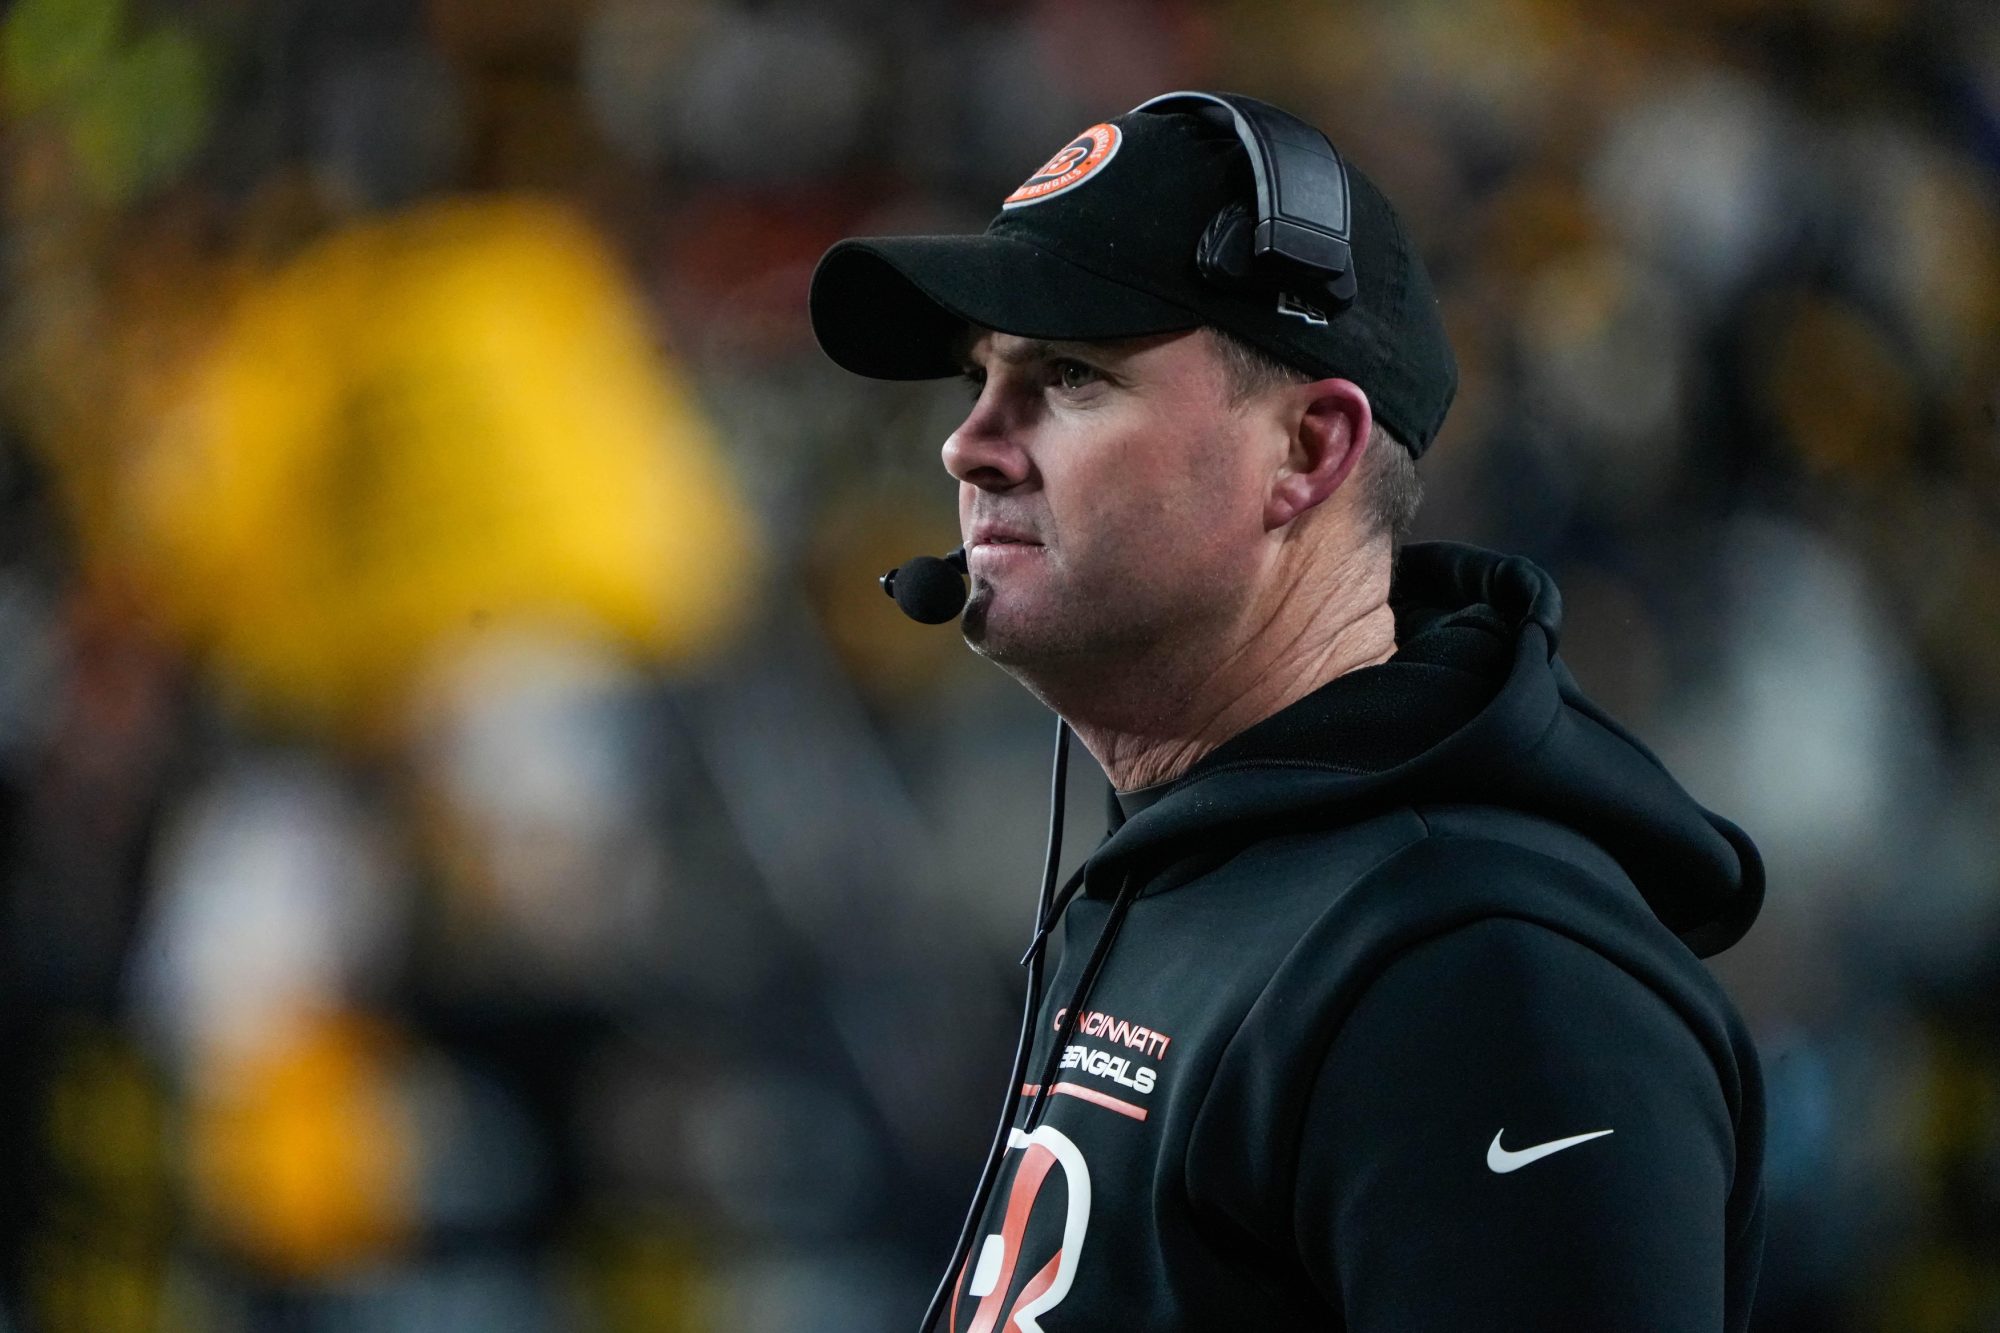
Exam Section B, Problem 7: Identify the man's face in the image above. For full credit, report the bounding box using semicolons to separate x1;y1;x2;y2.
945;328;1277;673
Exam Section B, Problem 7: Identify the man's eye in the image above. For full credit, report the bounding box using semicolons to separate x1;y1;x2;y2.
960;369;987;401
1051;359;1100;391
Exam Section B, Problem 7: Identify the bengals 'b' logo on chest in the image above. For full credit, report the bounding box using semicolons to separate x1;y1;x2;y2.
951;1124;1093;1332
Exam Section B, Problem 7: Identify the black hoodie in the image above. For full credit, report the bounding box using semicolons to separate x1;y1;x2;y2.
941;543;1766;1332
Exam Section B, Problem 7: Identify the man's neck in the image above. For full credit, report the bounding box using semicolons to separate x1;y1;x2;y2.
1045;550;1397;792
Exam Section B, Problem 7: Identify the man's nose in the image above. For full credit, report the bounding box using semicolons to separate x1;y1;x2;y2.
942;398;1033;492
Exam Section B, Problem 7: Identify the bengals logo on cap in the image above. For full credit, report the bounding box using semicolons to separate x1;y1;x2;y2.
1003;123;1121;209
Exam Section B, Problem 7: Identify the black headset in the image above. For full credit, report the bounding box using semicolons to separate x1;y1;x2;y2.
1132;89;1359;312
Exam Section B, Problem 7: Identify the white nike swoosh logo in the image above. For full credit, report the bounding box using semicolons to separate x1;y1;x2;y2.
1486;1128;1615;1173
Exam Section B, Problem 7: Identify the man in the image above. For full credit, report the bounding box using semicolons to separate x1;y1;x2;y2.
810;94;1765;1331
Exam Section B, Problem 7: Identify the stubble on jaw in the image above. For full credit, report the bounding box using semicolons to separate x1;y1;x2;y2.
960;564;1130;672
961;475;1253;687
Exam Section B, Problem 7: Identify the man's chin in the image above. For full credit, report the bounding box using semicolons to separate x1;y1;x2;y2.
962;587;1087;671
961;586;1040;666
959;586;1004;654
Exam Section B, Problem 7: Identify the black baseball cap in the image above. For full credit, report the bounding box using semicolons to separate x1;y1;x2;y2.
809;98;1457;456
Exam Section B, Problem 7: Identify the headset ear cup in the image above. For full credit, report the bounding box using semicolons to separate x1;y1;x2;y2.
1194;202;1258;288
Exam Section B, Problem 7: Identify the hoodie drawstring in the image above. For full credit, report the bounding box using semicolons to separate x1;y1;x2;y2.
919;716;1073;1333
1022;868;1140;1130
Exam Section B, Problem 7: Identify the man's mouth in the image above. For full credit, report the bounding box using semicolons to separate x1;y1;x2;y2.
969;523;1043;548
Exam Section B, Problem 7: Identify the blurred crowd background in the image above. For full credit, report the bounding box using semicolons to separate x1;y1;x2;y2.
0;0;1997;1329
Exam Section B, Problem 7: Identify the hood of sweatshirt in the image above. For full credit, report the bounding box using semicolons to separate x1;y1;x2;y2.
1088;542;1764;958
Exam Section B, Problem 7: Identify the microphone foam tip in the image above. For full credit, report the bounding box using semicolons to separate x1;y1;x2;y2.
894;555;969;624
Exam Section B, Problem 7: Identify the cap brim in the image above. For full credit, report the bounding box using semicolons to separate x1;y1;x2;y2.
809;234;1201;380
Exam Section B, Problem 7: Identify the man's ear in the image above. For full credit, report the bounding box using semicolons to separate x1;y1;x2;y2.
1265;378;1373;531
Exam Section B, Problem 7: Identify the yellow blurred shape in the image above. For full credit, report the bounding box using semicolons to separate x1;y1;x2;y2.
30;1240;164;1333
32;1026;173;1333
578;1221;716;1333
44;1026;169;1218
130;196;757;735
1762;292;1914;485
189;1013;415;1277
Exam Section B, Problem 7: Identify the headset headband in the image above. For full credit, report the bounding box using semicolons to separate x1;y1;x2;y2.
1129;90;1357;303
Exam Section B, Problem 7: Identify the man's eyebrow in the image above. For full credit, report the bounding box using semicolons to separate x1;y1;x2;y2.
961;337;1083;369
995;339;1063;367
